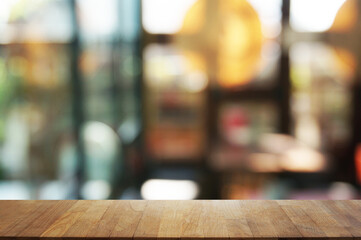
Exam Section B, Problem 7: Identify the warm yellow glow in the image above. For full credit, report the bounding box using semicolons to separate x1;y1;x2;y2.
218;0;262;88
10;44;67;88
179;0;205;34
183;51;208;92
177;0;263;88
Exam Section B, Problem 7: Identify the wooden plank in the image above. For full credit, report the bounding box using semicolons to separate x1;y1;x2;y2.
157;200;183;240
62;200;112;239
18;200;75;238
278;200;327;238
133;200;163;240
109;200;147;240
241;200;302;239
264;201;302;238
351;199;361;208
180;200;204;240
242;201;278;240
201;200;229;240
0;200;360;240
1;201;57;237
0;201;38;234
291;200;353;238
221;200;253;239
41;200;93;238
86;200;123;238
317;201;361;238
345;200;361;214
157;200;224;240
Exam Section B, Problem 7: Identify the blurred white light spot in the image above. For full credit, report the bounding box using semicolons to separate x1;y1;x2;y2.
248;0;282;19
290;0;346;32
81;180;111;200
261;42;281;60
328;182;357;200
281;147;326;172
1;108;29;177
77;0;118;37
142;0;197;34
118;118;140;144
82;121;118;159
39;181;70;200
295;115;321;149
184;71;208;92
259;133;300;154
248;0;282;38
82;121;119;182
0;181;30;200
0;0;20;23
141;179;199;200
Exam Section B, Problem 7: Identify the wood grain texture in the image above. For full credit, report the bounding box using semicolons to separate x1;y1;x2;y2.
110;201;147;240
0;201;39;235
62;200;111;239
221;200;253;239
0;200;360;240
157;200;183;240
42;200;92;238
277;201;327;238
18;200;75;238
1;201;57;237
134;200;164;240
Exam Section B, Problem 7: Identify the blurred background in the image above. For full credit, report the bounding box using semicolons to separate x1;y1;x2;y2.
0;0;361;200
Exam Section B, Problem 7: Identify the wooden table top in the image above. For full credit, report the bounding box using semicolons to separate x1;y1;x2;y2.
0;200;360;240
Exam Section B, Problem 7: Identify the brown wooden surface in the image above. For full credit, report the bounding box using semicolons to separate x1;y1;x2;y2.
0;200;360;239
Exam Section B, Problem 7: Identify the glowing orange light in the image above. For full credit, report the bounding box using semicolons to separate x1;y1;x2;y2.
355;144;361;184
330;0;358;32
332;47;356;80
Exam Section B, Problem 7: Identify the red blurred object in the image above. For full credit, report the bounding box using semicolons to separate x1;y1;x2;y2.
223;108;249;128
220;106;250;146
355;144;361;184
